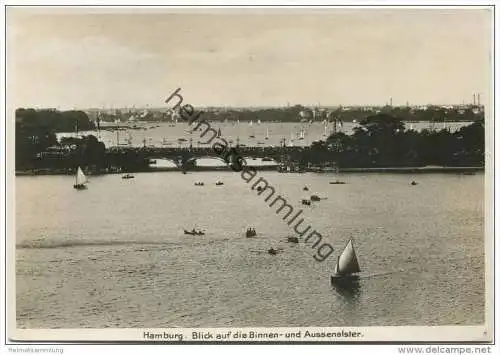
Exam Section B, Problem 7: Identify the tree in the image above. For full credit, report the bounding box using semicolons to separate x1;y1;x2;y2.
350;114;406;166
354;113;405;137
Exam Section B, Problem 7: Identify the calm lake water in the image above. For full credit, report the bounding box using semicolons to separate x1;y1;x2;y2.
16;171;484;328
58;120;473;149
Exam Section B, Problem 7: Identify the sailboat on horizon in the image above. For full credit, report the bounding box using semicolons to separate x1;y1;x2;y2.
73;166;88;190
265;127;269;140
331;239;361;285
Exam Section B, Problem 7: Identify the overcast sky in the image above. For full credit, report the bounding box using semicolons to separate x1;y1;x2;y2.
7;8;492;109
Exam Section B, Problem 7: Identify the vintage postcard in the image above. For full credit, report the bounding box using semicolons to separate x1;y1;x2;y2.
4;4;495;345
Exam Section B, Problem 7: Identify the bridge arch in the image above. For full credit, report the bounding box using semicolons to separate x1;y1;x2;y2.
146;157;182;168
186;155;229;167
240;156;279;165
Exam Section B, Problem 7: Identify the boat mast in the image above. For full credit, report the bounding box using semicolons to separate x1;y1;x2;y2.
335;256;341;275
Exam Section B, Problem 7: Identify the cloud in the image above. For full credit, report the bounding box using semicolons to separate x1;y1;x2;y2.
10;35;165;108
7;9;492;108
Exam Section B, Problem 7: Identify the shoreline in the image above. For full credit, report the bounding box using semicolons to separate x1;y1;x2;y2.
337;166;484;173
15;165;484;176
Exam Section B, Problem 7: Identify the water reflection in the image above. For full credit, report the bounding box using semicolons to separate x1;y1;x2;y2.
332;279;361;303
56;121;475;149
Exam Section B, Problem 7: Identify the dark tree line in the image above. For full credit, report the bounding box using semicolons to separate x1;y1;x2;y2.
200;105;310;122
97;104;484;123
16;108;95;132
15;108;99;170
300;114;484;168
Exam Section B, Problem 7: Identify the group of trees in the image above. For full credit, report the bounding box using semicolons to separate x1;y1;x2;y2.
200;105;311;122
16;108;95;132
60;135;106;169
16;134;106;172
15;108;100;170
299;114;484;168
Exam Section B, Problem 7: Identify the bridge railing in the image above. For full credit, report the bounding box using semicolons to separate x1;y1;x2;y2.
106;145;309;154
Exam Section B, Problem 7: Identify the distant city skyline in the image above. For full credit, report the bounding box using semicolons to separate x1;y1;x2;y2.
83;99;485;112
7;8;492;110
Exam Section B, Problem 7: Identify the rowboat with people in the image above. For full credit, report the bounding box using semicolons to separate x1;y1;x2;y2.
184;228;205;236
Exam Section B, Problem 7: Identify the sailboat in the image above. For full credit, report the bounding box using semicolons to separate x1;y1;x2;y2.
265;127;269;140
331;239;361;285
73;166;88;190
299;127;305;140
337;119;344;131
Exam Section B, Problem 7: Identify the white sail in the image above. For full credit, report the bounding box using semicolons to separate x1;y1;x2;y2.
334;239;360;275
266;128;269;139
76;167;87;185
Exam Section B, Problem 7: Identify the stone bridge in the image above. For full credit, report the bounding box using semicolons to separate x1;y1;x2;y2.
106;145;308;169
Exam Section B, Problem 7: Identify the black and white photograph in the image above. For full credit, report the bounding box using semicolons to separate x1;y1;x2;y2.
4;3;495;346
